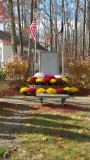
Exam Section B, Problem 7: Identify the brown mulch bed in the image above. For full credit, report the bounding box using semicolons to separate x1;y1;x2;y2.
78;88;90;96
0;88;21;98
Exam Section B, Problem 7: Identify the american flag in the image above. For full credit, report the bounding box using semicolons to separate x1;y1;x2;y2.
29;18;36;41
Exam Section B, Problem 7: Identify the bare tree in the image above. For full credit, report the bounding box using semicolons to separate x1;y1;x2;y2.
75;0;79;59
82;0;86;60
50;0;53;51
17;0;23;56
7;0;17;54
28;0;34;75
87;0;90;56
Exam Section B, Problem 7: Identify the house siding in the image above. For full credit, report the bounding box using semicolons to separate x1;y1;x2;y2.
3;45;13;63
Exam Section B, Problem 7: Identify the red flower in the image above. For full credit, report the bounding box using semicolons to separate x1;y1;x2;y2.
44;74;55;79
56;88;64;94
56;78;62;82
30;77;37;84
56;78;63;84
44;77;50;83
27;88;37;94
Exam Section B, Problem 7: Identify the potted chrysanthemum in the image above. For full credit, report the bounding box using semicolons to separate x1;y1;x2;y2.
36;88;46;93
56;88;64;94
69;87;79;95
62;77;70;84
56;78;63;85
63;87;71;94
27;88;37;96
27;77;37;85
46;88;56;94
44;74;55;79
20;87;28;95
36;77;44;85
43;77;50;86
50;78;56;85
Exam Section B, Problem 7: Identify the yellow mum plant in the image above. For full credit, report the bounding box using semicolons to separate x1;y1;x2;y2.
62;77;70;83
70;87;79;93
36;88;46;93
63;87;71;92
20;87;28;94
50;79;56;84
36;78;44;83
46;88;56;94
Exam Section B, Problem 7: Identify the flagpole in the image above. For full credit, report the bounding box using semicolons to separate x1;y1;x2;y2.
34;2;37;75
34;30;36;75
62;0;64;77
62;26;64;76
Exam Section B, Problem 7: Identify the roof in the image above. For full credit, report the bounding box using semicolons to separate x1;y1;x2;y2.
0;30;46;50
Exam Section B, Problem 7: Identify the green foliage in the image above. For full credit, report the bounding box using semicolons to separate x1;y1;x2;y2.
3;55;28;83
0;69;6;81
0;148;6;157
66;58;90;89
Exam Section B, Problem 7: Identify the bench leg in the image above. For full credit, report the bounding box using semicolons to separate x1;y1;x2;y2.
39;98;43;106
61;99;65;106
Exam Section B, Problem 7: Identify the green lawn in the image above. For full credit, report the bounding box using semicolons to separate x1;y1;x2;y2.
0;104;90;160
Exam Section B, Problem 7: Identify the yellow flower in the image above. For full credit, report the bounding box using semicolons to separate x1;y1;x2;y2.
36;88;46;93
62;77;69;83
47;88;56;94
70;87;79;93
27;78;31;82
64;87;71;92
20;87;28;94
36;78;44;83
50;79;56;83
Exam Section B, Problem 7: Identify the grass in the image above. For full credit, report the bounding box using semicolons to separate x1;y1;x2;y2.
0;101;90;160
0;148;6;158
10;110;90;160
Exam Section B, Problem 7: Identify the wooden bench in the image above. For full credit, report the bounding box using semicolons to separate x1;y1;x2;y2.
36;93;70;106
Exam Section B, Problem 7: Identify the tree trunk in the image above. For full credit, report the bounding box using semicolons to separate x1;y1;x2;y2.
82;0;86;60
28;0;34;76
17;0;23;56
55;0;57;51
50;0;53;51
8;0;17;54
87;0;90;56
75;0;79;59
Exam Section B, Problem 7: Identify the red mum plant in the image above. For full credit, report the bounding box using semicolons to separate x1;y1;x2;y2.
56;78;63;85
44;77;50;84
44;74;55;79
56;88;64;94
27;88;37;94
27;77;37;84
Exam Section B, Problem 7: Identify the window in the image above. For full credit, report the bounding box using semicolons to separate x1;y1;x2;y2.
0;48;2;60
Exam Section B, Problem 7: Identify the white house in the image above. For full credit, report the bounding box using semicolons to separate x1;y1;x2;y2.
0;30;47;70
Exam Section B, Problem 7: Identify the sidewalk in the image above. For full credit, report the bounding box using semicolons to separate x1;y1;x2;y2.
0;95;90;107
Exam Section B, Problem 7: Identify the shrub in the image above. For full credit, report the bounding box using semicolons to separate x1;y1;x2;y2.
66;58;90;89
0;69;6;81
3;55;28;81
